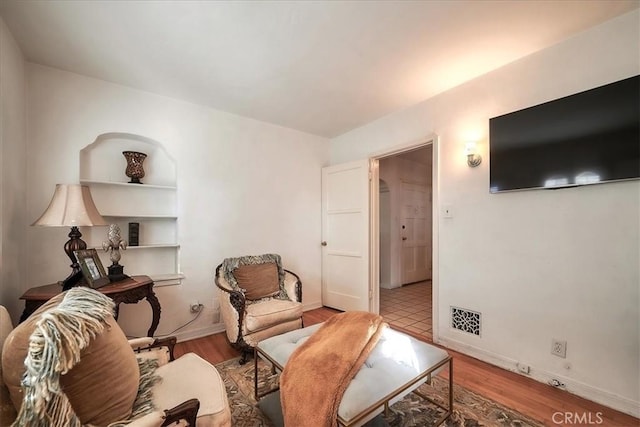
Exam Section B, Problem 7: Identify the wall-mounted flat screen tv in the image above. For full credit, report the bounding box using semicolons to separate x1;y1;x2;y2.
489;75;639;193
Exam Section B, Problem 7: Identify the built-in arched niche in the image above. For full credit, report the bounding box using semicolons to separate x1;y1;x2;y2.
79;133;182;286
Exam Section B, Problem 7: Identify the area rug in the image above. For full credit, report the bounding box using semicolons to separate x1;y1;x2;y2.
215;357;544;427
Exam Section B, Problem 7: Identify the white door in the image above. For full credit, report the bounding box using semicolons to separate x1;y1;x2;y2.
321;160;370;312
401;182;431;284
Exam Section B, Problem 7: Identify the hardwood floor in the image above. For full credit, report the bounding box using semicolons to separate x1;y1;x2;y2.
175;307;639;426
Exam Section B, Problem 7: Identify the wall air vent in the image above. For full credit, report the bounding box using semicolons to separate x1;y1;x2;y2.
451;306;481;336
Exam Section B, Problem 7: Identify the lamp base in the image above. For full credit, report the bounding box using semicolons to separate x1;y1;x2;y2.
63;225;87;288
108;264;129;282
61;271;85;291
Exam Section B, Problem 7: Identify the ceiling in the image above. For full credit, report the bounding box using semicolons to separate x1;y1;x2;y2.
1;1;637;138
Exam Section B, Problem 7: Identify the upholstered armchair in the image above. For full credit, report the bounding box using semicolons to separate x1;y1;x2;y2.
215;254;303;364
1;288;231;427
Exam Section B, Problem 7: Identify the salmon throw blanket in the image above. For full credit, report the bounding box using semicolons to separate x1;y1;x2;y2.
280;311;387;427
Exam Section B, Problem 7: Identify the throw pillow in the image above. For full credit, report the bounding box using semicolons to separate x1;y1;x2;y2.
2;288;140;426
233;263;280;300
222;253;289;300
3;293;66;411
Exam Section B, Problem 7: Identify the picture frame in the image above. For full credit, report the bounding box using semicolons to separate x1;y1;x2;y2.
74;248;110;289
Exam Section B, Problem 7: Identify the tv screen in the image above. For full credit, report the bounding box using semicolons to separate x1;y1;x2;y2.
489;75;639;193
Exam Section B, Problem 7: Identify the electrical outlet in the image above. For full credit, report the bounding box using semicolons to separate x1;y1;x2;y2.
551;339;567;358
190;302;203;313
549;378;565;388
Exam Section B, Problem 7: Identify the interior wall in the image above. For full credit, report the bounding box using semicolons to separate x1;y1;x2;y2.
330;10;639;416
379;151;431;289
379;180;391;288
0;17;27;323
24;63;329;340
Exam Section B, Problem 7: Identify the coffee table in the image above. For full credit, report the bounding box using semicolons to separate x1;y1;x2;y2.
255;323;453;426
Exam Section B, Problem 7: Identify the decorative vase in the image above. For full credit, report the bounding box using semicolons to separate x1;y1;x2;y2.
122;151;147;184
102;224;128;281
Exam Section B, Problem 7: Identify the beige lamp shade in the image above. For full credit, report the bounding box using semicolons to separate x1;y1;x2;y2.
32;184;108;227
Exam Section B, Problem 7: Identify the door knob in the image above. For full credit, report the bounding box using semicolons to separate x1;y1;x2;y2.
402;237;407;241
321;241;327;246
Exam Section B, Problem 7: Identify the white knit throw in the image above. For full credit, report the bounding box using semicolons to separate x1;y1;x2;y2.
13;287;115;427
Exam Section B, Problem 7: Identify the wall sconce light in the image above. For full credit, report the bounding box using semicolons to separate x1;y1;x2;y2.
465;142;482;167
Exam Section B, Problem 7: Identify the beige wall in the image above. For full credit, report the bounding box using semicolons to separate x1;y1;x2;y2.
2;6;638;417
0;17;27;323
331;10;640;416
24;64;329;340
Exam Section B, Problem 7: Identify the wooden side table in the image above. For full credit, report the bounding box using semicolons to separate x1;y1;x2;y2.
19;275;161;337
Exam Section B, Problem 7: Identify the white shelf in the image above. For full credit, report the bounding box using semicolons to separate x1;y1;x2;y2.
90;244;179;250
127;244;180;249
80;179;176;190
151;273;185;287
80;133;181;286
102;215;178;220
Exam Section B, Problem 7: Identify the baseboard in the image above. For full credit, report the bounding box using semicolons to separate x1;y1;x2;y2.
437;335;640;418
303;301;323;311
174;323;226;343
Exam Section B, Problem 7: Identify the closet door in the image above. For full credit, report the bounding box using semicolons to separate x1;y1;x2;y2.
321;159;370;312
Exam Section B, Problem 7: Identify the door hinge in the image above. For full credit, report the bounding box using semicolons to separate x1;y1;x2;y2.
368;171;372;181
369;289;373;299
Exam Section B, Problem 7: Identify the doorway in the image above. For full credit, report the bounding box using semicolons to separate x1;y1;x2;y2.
377;145;434;340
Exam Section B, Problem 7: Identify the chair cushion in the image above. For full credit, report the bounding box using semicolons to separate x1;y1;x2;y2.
233;263;280;300
244;299;303;333
153;353;231;427
2;289;140;425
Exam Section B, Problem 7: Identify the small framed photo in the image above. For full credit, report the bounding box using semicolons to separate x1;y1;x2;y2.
75;249;110;289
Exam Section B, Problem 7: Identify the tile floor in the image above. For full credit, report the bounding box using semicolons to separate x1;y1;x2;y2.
379;280;432;340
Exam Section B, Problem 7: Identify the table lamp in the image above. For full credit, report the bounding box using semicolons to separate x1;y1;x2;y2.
32;184;108;290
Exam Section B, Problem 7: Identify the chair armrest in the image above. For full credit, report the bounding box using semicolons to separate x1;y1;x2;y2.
161;398;200;427
215;264;247;345
123;399;200;427
215;264;246;312
129;337;155;349
129;336;177;362
284;269;302;303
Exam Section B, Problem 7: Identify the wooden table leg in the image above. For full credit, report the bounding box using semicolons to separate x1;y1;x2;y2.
19;301;44;323
146;288;161;337
109;282;161;337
